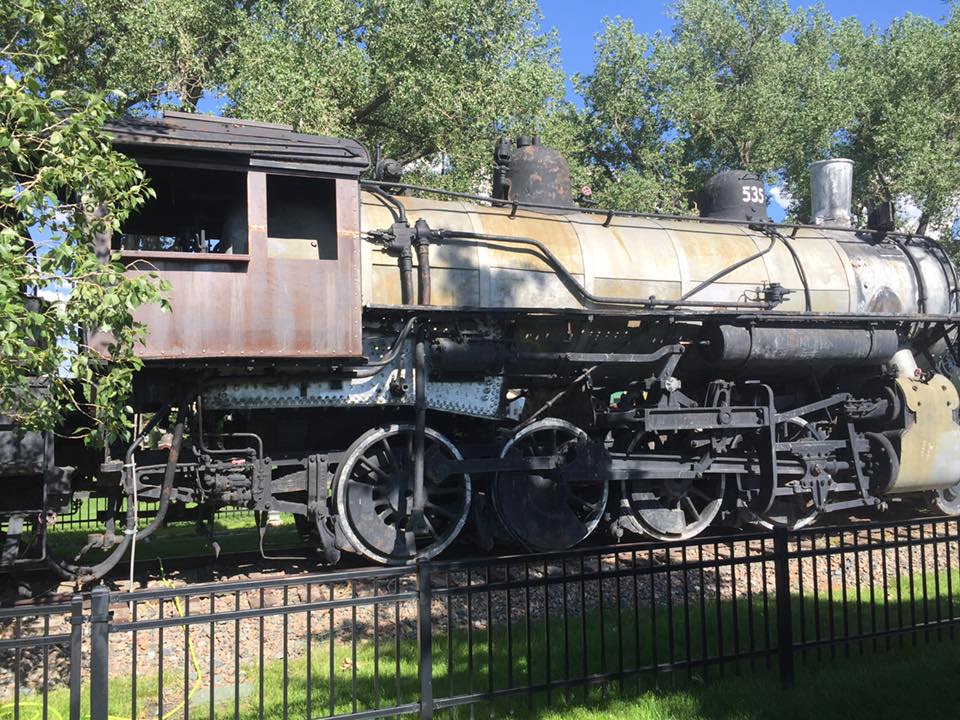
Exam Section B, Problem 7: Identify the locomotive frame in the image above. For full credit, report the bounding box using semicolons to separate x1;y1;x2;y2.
3;112;960;582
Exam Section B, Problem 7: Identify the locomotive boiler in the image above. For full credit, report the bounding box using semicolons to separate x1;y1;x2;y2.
3;112;960;579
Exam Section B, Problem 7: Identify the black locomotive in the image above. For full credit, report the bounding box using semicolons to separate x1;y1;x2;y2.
3;113;959;580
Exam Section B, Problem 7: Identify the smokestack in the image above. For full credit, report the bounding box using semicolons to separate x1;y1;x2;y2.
810;159;854;227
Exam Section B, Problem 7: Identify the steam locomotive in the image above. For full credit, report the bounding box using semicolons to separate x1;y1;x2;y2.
3;112;959;580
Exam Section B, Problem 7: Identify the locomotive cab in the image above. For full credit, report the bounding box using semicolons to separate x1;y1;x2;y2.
102;112;369;363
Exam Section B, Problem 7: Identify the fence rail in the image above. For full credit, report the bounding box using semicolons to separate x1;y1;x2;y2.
44;494;251;531
2;517;958;720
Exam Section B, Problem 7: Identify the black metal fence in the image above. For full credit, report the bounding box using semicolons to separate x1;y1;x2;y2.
46;494;251;531
2;517;959;720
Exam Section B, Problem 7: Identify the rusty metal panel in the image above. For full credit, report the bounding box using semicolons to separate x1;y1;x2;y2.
107;112;369;177
131;173;362;360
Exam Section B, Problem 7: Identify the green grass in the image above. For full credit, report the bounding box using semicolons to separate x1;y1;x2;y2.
42;499;299;563
19;568;960;720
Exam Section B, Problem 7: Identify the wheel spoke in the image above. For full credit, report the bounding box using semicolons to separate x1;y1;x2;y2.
529;435;543;457
567;493;598;514
682;495;702;522
380;438;398;471
421;515;440;539
689;486;712;502
495;419;604;552
338;425;469;563
356;456;390;481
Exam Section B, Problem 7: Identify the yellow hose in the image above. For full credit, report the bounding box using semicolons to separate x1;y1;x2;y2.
1;565;206;720
0;701;63;720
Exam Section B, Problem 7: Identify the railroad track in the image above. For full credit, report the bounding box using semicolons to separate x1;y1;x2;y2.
5;497;945;606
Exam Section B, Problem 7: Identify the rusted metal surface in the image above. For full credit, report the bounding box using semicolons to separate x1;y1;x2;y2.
106;112;369;177
830;231;954;315
506;139;572;209
129;175;362;360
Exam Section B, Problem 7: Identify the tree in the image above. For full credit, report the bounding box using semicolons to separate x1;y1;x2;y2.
835;8;960;238
41;0;247;113
225;0;565;192
1;0;168;441
38;0;564;192
572;1;860;216
564;19;691;214
656;0;854;172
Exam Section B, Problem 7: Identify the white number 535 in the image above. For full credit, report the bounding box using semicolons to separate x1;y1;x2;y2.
742;186;764;203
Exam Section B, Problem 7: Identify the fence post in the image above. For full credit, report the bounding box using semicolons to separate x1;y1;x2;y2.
417;559;434;720
773;526;795;687
69;594;84;720
89;586;111;720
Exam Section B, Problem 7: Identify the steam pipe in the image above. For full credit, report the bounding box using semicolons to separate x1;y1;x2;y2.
414;219;432;306
416;244;430;305
680;230;776;302
350;316;419;378
398;247;415;305
436;230;772;310
367;185;407;224
774;228;813;312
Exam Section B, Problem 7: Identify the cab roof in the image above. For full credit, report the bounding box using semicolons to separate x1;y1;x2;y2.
106;111;370;178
